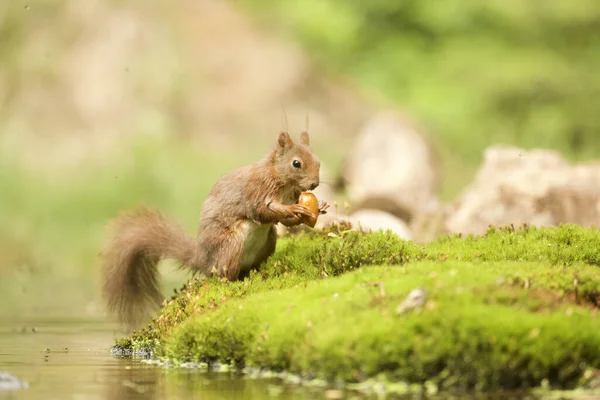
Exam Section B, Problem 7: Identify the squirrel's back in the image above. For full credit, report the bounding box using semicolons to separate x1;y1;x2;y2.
101;131;321;328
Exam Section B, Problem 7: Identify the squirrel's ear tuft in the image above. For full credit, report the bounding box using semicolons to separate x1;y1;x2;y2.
277;132;293;151
300;114;310;146
300;131;310;146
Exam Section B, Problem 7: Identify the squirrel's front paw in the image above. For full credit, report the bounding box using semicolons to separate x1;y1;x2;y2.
269;201;296;219
318;200;330;215
289;204;316;219
279;214;303;227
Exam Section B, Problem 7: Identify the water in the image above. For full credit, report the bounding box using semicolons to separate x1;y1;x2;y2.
0;316;370;400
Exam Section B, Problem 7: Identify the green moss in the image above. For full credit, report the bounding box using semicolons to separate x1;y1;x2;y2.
163;261;600;390
118;224;600;392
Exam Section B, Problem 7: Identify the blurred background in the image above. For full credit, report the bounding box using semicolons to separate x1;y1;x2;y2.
1;0;599;319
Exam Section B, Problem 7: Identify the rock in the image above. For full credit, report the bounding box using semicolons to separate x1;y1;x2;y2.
342;111;439;217
446;145;600;235
409;202;451;243
396;287;427;315
0;372;28;391
350;194;413;224
347;192;450;243
535;185;600;228
347;209;413;240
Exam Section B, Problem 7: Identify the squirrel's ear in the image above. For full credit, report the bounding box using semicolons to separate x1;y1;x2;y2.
300;131;310;146
300;114;310;146
277;132;293;151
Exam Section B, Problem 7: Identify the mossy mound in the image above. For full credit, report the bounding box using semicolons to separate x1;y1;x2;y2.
116;224;600;393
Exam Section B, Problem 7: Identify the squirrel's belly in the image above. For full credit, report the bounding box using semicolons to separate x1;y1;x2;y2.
240;221;273;270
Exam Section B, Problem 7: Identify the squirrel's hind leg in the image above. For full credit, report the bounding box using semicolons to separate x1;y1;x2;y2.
209;234;245;281
207;223;277;281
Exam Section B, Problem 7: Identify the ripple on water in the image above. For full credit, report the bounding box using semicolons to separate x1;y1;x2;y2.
0;316;365;400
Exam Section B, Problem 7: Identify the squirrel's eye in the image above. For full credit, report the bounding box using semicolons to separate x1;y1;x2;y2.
292;159;302;169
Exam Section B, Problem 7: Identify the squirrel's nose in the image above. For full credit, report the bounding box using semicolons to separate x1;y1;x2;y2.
310;181;319;190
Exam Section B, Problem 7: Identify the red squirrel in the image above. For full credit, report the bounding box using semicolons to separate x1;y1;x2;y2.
101;131;329;327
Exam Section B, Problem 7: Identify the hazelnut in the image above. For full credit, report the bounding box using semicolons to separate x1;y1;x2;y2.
298;192;319;228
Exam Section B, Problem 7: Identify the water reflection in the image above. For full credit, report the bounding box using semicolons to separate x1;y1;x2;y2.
0;315;519;400
103;358;162;400
0;316;366;400
164;370;321;400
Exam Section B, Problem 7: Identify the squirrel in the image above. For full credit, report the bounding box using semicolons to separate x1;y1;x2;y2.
101;130;329;328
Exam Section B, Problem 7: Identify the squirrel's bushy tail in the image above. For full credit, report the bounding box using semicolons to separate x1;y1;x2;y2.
101;207;196;328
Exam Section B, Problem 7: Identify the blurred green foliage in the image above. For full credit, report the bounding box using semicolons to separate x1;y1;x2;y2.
237;0;600;191
2;0;599;315
0;137;259;316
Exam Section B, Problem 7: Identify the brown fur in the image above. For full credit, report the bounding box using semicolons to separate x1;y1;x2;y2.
101;131;323;329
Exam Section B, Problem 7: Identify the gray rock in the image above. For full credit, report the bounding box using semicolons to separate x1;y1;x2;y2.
347;209;413;240
396;287;427;314
343;111;439;218
446;145;600;235
0;372;29;391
